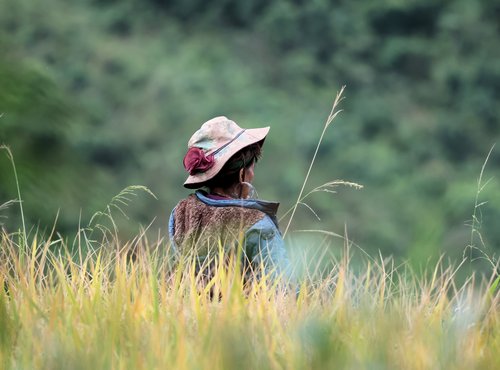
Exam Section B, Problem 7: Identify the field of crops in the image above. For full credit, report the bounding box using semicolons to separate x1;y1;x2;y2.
1;228;498;370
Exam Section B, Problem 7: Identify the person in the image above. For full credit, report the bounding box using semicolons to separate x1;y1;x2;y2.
168;116;291;283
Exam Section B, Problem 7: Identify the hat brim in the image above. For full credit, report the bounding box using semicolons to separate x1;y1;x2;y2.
183;126;269;189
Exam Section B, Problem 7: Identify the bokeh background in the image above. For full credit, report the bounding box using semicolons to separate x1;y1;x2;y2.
1;0;499;269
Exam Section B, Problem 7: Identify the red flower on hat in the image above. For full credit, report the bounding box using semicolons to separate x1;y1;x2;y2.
183;147;215;175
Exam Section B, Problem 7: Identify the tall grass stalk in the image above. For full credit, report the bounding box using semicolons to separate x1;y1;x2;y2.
0;145;27;248
464;144;497;271
0;229;498;369
282;87;362;237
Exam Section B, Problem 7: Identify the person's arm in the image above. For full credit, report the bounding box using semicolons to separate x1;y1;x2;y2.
168;207;179;258
244;216;292;283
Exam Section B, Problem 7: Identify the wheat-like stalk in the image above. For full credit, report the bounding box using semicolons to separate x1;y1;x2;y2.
282;87;363;237
463;144;497;270
0;145;27;248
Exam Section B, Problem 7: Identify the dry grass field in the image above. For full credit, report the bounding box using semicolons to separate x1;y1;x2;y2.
0;228;498;370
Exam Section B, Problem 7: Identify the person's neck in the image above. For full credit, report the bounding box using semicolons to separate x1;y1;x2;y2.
209;185;240;199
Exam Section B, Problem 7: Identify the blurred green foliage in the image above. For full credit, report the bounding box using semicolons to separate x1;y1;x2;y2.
0;0;499;266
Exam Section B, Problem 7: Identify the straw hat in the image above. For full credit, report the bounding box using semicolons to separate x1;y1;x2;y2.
183;116;269;189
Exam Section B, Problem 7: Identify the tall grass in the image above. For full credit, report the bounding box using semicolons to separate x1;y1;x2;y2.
0;229;498;370
1;90;498;369
464;144;498;270
1;145;27;248
282;86;349;237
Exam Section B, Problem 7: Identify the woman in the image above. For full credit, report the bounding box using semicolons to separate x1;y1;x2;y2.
168;116;291;282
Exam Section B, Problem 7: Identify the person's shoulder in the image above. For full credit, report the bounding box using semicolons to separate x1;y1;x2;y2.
175;193;197;207
195;191;267;223
213;204;266;230
173;193;265;227
246;214;282;243
172;193;198;213
246;214;280;237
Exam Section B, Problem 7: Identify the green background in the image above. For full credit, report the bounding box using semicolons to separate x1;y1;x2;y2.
1;0;499;269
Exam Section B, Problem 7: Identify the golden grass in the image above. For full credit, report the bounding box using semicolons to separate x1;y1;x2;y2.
1;89;498;369
0;230;498;370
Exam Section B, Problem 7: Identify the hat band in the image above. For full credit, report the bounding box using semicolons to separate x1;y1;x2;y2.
210;129;246;156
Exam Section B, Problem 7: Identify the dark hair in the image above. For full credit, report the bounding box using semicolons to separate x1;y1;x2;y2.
205;143;262;189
